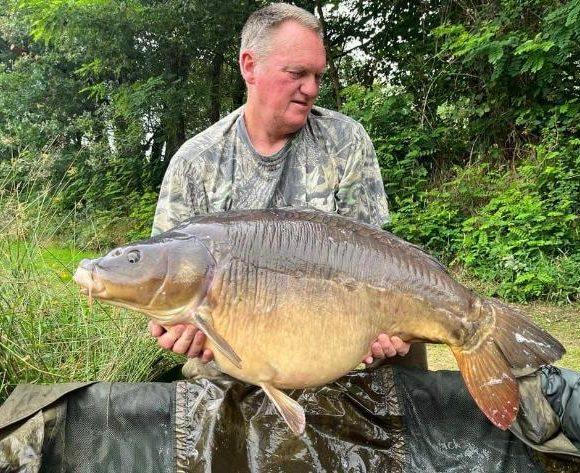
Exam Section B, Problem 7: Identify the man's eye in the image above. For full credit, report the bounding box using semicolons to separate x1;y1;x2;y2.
289;71;303;79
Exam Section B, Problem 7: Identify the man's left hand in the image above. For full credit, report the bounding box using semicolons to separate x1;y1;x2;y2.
363;334;410;365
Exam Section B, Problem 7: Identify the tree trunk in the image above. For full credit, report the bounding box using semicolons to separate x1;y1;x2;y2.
315;0;342;110
209;51;224;123
158;47;190;180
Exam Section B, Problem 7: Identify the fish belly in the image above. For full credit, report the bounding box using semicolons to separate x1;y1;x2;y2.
203;265;442;389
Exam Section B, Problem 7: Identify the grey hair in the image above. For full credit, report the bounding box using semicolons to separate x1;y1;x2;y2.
240;3;323;58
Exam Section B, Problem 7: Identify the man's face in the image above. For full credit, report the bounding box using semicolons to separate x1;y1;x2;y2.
247;21;326;136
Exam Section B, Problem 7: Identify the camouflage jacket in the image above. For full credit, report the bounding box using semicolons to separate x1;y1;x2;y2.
152;105;389;235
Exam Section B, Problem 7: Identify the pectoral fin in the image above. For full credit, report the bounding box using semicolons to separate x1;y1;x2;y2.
193;313;242;369
260;382;306;435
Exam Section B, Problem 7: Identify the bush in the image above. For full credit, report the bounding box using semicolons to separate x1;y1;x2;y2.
340;84;433;207
458;136;578;301
389;162;503;262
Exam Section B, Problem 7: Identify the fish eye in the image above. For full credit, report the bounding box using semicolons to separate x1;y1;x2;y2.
127;250;141;264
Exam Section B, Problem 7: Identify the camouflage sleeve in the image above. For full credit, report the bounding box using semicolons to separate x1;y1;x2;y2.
335;124;390;227
151;154;206;236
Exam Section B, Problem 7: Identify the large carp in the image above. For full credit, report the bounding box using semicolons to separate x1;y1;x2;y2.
74;208;564;434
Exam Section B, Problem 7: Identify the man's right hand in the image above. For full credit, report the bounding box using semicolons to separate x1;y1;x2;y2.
148;321;214;363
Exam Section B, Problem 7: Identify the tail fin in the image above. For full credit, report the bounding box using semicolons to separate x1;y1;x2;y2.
486;299;565;369
452;298;565;430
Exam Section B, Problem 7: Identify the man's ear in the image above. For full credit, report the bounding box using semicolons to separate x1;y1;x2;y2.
239;50;257;85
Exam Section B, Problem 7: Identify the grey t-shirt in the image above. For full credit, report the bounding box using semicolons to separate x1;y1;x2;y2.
152;105;389;235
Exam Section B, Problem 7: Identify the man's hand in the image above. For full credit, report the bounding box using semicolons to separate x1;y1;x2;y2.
149;323;406;366
362;334;410;365
149;321;214;363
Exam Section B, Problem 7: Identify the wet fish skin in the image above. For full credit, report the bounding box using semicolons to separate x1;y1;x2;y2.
73;208;565;434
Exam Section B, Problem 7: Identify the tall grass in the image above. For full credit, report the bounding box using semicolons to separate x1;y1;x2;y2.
0;162;178;403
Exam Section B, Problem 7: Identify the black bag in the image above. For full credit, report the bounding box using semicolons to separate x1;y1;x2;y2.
1;366;578;472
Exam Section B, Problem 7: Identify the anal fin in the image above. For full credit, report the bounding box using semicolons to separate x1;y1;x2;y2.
452;340;519;430
260;382;306;435
194;313;242;369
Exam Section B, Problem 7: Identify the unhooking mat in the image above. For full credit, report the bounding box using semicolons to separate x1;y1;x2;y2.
0;365;579;472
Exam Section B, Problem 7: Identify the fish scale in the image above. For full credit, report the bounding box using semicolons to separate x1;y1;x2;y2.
228;216;382;286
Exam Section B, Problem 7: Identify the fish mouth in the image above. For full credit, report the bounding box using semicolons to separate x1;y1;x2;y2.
73;262;107;301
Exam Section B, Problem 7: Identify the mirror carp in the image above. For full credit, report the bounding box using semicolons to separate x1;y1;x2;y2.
73;208;565;435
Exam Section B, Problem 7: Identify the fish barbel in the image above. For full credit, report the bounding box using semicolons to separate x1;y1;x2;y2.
73;208;565;434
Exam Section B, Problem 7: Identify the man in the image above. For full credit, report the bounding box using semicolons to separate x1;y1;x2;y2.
150;2;427;370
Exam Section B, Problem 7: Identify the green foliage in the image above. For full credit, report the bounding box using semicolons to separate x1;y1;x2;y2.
459;135;579;301
376;0;579;302
390;195;463;261
390;132;578;302
0;220;176;404
1;0;253;246
390;162;503;261
0;165;184;402
431;0;579;153
340;84;433;206
127;190;158;241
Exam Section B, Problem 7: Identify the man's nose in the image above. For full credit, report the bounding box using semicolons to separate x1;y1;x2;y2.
300;75;320;98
